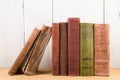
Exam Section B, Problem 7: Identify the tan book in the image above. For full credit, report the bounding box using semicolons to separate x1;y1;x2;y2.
24;25;52;75
21;32;41;73
94;24;110;76
8;28;40;75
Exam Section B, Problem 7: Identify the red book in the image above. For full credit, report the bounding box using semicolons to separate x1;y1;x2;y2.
94;24;110;76
59;22;68;76
52;23;60;75
68;18;80;76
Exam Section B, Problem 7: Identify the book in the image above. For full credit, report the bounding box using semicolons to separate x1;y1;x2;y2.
80;23;94;76
21;31;41;73
8;28;40;75
52;23;60;76
59;22;68;76
68;18;80;76
23;25;52;75
94;24;110;76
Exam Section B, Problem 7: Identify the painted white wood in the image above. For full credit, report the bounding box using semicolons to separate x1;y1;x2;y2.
79;0;103;23
0;0;120;68
105;0;120;68
53;0;79;22
24;0;52;68
0;0;24;68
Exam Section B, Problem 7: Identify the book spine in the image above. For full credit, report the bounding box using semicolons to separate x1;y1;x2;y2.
52;23;60;76
8;28;40;75
24;25;52;75
21;30;41;73
59;22;68;76
80;23;94;76
94;24;109;76
68;18;80;76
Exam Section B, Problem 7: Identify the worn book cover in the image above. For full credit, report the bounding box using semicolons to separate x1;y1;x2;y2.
21;30;41;73
94;24;110;76
8;28;40;75
68;18;80;76
59;22;68;76
24;25;52;75
52;23;60;76
80;23;94;76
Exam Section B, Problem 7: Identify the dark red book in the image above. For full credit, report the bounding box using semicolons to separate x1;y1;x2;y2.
68;18;80;76
94;24;110;76
52;23;60;76
59;22;68;76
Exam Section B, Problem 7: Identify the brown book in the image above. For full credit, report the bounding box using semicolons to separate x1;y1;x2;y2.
23;25;52;75
59;22;68;76
52;23;60;76
68;18;80;76
8;28;40;75
21;31;41;73
94;24;110;76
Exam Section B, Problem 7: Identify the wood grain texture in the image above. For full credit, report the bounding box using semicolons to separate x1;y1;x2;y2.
8;28;40;75
1;68;120;80
94;24;110;76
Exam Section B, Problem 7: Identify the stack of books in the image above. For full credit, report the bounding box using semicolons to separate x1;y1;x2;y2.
8;25;52;75
52;18;110;76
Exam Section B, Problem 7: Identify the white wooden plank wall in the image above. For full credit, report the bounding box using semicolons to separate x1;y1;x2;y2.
105;0;120;68
0;0;120;68
24;0;52;68
0;0;24;68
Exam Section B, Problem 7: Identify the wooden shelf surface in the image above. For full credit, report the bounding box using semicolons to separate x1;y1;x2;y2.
0;68;120;80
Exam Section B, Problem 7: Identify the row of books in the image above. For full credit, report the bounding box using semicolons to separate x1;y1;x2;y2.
8;25;52;75
52;18;110;76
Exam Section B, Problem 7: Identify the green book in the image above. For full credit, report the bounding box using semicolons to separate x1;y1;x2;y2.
80;23;94;76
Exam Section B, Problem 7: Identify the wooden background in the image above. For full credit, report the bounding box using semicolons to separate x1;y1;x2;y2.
0;0;120;68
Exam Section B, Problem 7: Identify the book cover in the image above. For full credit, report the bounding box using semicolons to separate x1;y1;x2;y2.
59;22;68;76
68;18;80;76
24;25;52;75
8;28;40;75
94;24;110;76
52;23;60;76
80;23;94;76
21;30;41;73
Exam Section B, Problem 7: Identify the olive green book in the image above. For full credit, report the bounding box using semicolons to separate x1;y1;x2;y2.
80;23;94;76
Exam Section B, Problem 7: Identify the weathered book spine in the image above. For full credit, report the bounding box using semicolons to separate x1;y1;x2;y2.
21;30;41;73
94;24;110;76
24;25;52;75
80;23;94;76
68;18;80;76
8;28;40;75
59;22;68;76
52;23;60;76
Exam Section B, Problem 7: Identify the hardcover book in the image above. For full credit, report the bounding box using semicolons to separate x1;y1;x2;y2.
59;22;68;76
24;25;52;75
52;23;60;76
68;18;80;76
94;24;110;76
8;28;40;75
80;23;94;76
